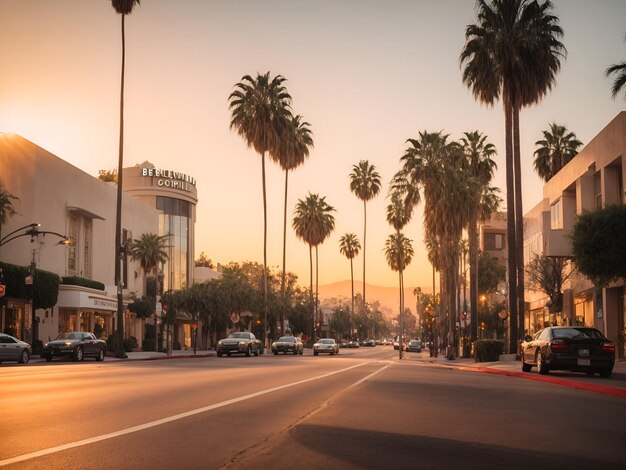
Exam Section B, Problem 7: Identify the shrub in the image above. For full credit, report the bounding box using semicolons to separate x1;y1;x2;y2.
474;339;504;362
61;276;105;291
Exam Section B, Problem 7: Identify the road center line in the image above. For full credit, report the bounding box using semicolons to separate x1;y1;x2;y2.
0;361;372;467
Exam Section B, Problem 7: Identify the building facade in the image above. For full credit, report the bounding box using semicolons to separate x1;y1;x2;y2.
522;112;626;358
0;134;198;350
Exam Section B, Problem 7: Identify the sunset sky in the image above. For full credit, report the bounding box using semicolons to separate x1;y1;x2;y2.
1;0;625;291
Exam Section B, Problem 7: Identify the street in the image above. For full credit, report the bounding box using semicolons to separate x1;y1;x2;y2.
2;347;625;469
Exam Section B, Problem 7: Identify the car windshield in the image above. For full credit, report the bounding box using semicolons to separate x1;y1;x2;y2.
552;328;605;340
278;336;296;342
229;332;251;339
318;339;335;344
55;332;79;340
409;340;419;345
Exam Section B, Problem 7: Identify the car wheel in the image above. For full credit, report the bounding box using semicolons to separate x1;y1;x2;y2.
245;346;252;357
74;347;84;362
45;356;52;362
536;350;548;375
19;349;30;364
273;351;278;355
217;352;223;357
599;368;613;378
293;349;298;355
521;354;532;372
96;349;105;362
314;351;319;356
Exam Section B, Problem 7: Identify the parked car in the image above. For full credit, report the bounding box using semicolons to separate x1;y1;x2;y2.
348;340;360;348
217;332;264;357
406;340;422;353
393;340;406;351
41;332;106;362
521;326;615;377
272;336;304;355
0;333;31;364
313;338;339;356
362;339;376;347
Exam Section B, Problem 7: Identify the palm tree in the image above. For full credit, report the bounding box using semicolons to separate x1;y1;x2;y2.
110;0;141;359
274;115;313;335
533;123;583;182
386;190;413;359
292;193;335;341
460;130;497;343
229;72;292;347
460;0;565;353
0;186;19;253
129;233;169;352
349;160;381;313
339;233;361;340
606;34;626;100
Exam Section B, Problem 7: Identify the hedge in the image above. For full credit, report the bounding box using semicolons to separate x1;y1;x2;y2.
61;276;105;291
474;339;504;362
0;261;60;309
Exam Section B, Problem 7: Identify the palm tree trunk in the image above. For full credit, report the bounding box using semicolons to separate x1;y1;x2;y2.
469;214;479;343
114;13;127;359
315;245;320;335
280;168;289;335
399;268;404;360
261;151;269;348
432;264;436;357
504;103;519;354
308;244;314;343
362;200;367;312
350;257;354;340
513;107;525;349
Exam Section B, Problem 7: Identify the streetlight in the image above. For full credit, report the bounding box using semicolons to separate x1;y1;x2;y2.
0;223;71;345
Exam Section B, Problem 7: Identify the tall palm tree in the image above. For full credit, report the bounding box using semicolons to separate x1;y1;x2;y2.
533;122;583;182
606;34;626;100
229;72;292;347
349;160;381;313
0;186;19;253
110;0;141;359
460;130;497;343
460;0;565;353
338;233;361;340
292;193;335;341
386;190;413;359
274;115;313;335
129;233;169;352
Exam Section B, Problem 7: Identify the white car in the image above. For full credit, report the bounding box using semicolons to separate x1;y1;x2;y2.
313;338;339;356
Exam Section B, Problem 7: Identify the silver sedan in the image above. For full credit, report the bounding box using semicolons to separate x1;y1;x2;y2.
0;333;31;364
313;338;339;356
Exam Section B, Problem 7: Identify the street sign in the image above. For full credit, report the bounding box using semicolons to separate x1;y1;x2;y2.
0;284;5;297
25;275;33;285
498;309;508;319
155;302;162;315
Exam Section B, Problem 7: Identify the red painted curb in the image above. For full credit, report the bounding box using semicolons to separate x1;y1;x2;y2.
454;364;626;399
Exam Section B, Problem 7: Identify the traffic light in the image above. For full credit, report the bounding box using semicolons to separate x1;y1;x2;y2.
480;321;486;329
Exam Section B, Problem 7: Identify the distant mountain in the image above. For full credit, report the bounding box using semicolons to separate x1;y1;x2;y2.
318;280;433;318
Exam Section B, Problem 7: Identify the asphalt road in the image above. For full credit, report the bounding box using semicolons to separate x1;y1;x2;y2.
2;347;625;469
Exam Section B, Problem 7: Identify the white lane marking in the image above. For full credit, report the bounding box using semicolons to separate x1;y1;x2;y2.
346;363;393;389
0;361;372;467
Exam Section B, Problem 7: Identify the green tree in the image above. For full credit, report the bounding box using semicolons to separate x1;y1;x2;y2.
0;186;19;255
274;114;313;335
292;193;336;340
606;34;626;100
228;72;292;347
533;123;582;182
571;205;626;287
110;0;141;359
460;0;566;353
526;255;572;313
478;251;506;296
338;233;361;340
460;130;498;342
349;160;381;313
97;169;117;183
195;251;214;268
129;233;170;352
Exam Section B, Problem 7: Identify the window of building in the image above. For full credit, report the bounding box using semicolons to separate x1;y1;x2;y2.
550;199;563;229
67;211;94;278
156;196;191;291
484;232;504;251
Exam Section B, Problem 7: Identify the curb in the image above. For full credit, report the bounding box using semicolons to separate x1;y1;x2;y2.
423;360;626;399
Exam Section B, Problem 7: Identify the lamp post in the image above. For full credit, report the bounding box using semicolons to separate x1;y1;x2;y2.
0;223;71;345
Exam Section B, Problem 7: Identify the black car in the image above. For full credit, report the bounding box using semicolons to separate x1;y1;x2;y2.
521;326;615;377
217;332;264;357
271;336;304;355
41;332;107;362
361;339;376;347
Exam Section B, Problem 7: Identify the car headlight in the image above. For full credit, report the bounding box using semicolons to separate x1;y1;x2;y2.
217;341;223;346
65;342;73;346
239;341;246;346
43;343;48;347
272;342;277;347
